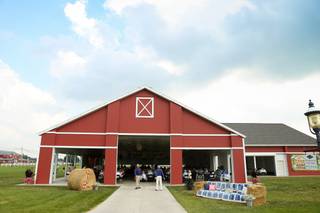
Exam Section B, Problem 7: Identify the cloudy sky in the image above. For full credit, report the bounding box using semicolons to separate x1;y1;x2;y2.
0;0;319;156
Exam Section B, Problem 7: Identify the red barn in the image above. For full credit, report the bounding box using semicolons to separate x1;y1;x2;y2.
35;87;319;185
35;87;246;184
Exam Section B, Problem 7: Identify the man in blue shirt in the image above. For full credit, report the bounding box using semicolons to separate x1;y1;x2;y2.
154;166;165;191
134;164;142;189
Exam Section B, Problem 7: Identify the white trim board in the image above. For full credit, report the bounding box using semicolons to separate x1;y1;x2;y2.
40;145;117;149
245;152;317;155
38;86;246;138
44;131;238;137
245;144;317;147
170;147;243;150
41;145;243;150
286;152;320;154
245;153;277;156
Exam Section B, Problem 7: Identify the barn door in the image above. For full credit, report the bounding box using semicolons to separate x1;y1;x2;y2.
275;154;288;176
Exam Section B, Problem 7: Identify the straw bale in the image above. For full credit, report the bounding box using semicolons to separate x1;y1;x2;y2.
67;168;96;191
247;184;267;206
194;181;205;192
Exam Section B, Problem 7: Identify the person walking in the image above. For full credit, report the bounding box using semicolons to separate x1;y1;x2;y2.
134;164;142;189
154;166;165;191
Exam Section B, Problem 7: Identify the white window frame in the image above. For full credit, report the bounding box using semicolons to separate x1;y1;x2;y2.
136;97;154;118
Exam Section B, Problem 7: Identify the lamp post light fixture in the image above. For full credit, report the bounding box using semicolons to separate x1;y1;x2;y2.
304;100;320;148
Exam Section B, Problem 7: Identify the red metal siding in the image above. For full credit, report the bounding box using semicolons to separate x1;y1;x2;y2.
105;135;118;146
232;149;246;183
170;149;183;184
181;136;232;147
106;101;120;132
182;109;230;134
41;134;56;145
104;111;119;184
171;136;183;147
170;103;182;133
56;107;107;132
231;136;243;147
286;146;313;152
245;146;285;152
36;147;53;184
119;90;170;133
104;148;117;184
55;135;105;147
170;136;236;148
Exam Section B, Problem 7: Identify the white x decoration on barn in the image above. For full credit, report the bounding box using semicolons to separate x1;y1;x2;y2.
136;97;154;118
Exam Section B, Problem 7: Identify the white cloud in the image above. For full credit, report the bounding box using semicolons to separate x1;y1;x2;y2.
169;68;320;137
105;0;255;31
50;50;87;78
156;60;185;76
134;46;186;75
0;60;67;156
65;0;105;48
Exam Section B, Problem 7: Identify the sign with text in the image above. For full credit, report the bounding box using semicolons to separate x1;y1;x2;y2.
291;154;320;171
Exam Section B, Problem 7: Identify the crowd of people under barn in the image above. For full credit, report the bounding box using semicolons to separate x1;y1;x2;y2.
23;164;259;184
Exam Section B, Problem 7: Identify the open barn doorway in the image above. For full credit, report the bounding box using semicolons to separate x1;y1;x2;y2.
246;155;276;176
117;136;170;183
51;148;105;184
183;150;232;182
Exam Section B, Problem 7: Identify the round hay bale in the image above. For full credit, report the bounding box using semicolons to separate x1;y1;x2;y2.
67;168;96;191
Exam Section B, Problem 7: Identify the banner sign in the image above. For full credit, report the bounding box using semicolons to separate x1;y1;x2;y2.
291;154;320;170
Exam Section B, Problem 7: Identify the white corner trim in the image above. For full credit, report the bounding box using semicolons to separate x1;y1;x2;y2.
242;138;248;182
231;149;235;182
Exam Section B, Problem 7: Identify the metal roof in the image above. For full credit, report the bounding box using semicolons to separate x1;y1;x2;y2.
224;123;317;146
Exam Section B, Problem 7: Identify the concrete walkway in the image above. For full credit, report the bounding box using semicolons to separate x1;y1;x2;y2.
89;182;186;213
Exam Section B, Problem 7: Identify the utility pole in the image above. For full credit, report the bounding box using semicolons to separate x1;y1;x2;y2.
21;146;24;165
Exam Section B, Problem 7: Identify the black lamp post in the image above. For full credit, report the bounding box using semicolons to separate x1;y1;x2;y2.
304;100;320;148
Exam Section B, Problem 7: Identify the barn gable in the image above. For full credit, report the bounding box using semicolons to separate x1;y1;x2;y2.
41;87;244;137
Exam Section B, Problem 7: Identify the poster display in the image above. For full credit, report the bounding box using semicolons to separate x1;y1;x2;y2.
291;154;320;170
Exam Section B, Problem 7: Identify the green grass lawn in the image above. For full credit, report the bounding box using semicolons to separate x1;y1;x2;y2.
0;166;117;213
168;177;320;213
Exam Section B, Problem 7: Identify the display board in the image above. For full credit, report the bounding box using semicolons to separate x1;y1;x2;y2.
291;154;320;170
